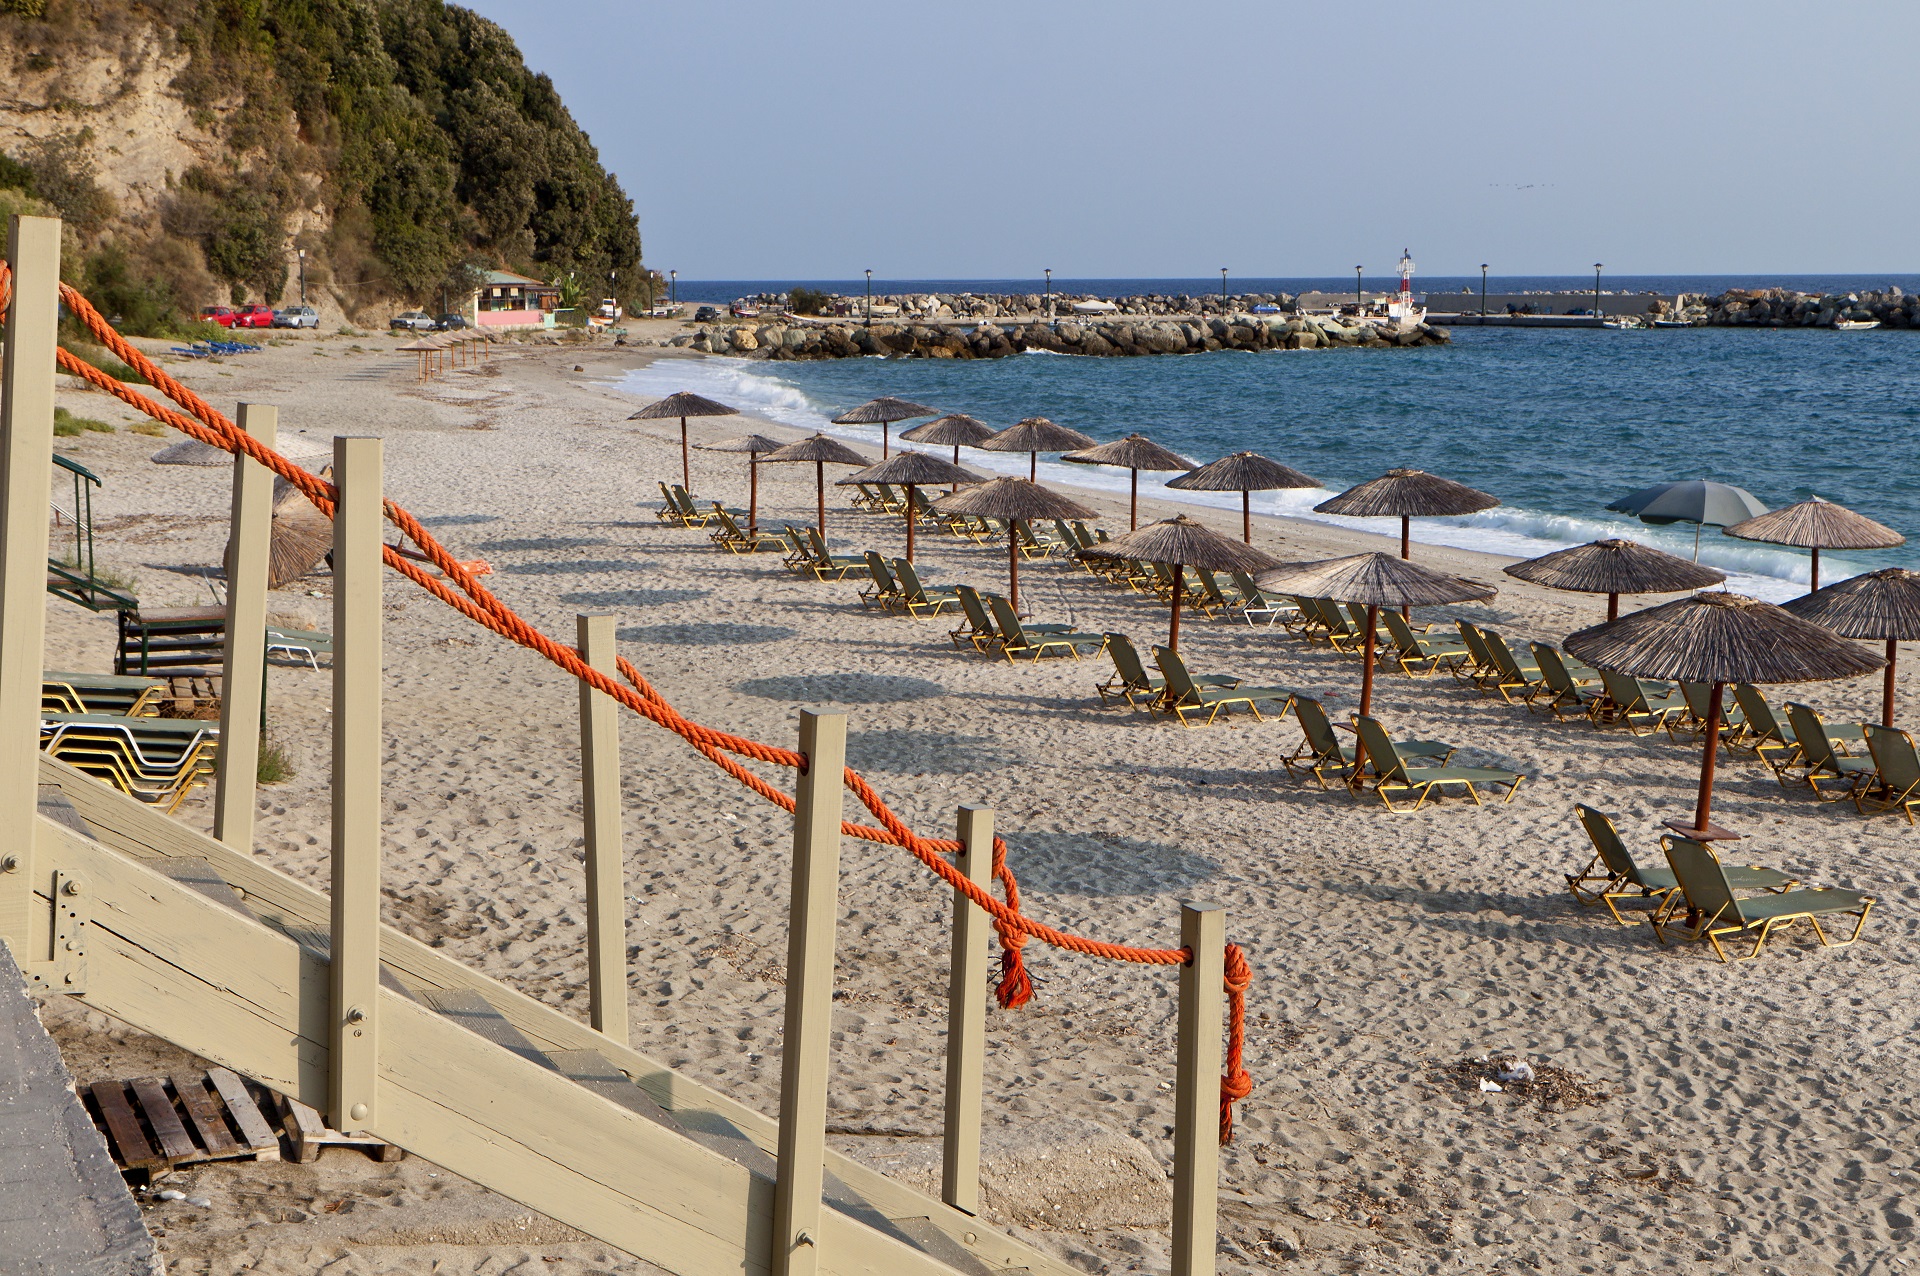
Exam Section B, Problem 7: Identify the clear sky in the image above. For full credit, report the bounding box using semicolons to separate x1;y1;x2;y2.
461;1;1916;279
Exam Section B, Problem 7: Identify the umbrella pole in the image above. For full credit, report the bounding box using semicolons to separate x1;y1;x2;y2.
883;423;890;459
1130;469;1139;531
905;483;916;563
1399;515;1412;620
1009;535;1020;615
952;445;960;493
1361;605;1378;718
1886;638;1898;728
1608;592;1620;623
1169;563;1183;653
1692;681;1725;833
1693;522;1701;561
681;417;691;492
1242;490;1252;544
1810;546;1821;593
816;460;826;534
748;457;759;535
1030;452;1037;482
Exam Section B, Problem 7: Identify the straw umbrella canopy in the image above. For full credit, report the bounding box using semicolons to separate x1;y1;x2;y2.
1166;451;1319;543
395;336;439;381
978;417;1098;481
1254;553;1496;730
627;391;739;493
1314;468;1500;560
226;476;333;589
1783;567;1920;726
1606;479;1767;560
1503;538;1726;622
1566;592;1884;838
831;396;940;459
1061;433;1197;531
900;413;996;489
1725;496;1905;592
836;452;980;562
1080;515;1281;653
760;433;871;535
933;476;1093;613
696;433;785;533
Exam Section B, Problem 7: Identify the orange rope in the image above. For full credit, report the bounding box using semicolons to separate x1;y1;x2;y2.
9;266;1252;1141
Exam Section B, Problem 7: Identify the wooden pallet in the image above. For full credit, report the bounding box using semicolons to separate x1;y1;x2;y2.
276;1092;405;1164
87;1067;282;1173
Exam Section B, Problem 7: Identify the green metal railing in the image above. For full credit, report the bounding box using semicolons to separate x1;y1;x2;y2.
46;453;137;613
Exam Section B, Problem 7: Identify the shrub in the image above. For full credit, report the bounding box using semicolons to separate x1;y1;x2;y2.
130;420;166;437
257;739;294;784
53;407;113;435
788;287;831;316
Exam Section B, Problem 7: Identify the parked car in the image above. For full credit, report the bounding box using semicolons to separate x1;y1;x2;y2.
693;305;721;322
433;313;470;330
272;305;319;329
234;304;277;328
199;305;238;328
595;298;622;321
390;310;436;332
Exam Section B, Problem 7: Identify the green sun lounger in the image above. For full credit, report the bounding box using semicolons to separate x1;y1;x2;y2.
1528;644;1602;722
893;559;960;617
1282;697;1450;789
1652;836;1873;961
950;585;1002;652
1152;646;1295;728
1857;722;1920;824
1478;629;1543;705
1381;610;1469;678
988;596;1109;663
1593;669;1686;736
1353;716;1523;811
1785;702;1876;800
1567;804;1795;924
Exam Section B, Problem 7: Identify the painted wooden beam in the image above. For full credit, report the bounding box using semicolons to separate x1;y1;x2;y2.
575;613;628;1044
1171;902;1224;1276
942;804;991;1215
213;403;276;852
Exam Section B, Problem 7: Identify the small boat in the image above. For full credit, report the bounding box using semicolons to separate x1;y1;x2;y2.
1652;318;1692;329
1070;299;1119;315
1835;319;1881;331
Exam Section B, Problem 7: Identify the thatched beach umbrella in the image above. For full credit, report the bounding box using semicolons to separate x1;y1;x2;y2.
1166;451;1319;543
978;417;1098;482
933;476;1093;613
760;433;871;535
696;433;785;534
831;396;940;459
1081;515;1280;653
1784;567;1920;726
1314;468;1500;560
628;391;739;493
1566;592;1883;838
836;452;980;562
1255;552;1496;724
395;336;439;382
1725;496;1905;592
1607;479;1767;560
154;435;329;467
1503;538;1726;622
226;476;334;589
901;413;996;490
1062;433;1196;531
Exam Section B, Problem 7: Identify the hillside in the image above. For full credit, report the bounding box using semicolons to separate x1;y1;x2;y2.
0;0;648;330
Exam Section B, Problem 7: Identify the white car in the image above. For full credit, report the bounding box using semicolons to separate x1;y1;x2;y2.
390;310;436;332
272;305;319;329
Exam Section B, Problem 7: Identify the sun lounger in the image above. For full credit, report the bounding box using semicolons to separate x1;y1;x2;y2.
1381;610;1469;678
1452;621;1503;689
1784;702;1876;801
1094;632;1221;709
1567;804;1795;924
1593;669;1686;736
265;627;334;670
858;552;903;610
1152;646;1296;728
988;596;1109;663
950;585;1002;652
802;528;870;581
1228;571;1297;629
42;671;167;717
1676;682;1746;738
893;559;961;617
1282;697;1449;788
1856;722;1920;824
1352;716;1523;811
1528;644;1603;721
1651;836;1873;961
668;485;719;527
1478;629;1543;705
656;481;687;524
709;508;784;554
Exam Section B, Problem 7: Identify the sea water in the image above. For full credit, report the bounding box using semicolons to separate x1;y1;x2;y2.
614;324;1920;602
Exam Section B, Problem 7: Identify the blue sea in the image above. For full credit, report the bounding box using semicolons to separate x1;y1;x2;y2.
616;301;1920;603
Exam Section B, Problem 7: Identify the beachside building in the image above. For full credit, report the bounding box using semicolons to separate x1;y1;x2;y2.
474;269;561;329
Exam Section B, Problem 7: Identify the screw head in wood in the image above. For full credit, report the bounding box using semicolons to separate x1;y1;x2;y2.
350;1102;369;1121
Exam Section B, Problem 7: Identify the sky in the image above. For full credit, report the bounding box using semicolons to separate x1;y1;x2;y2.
462;1;1918;280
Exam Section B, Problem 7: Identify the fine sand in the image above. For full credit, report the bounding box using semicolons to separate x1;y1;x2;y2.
39;327;1920;1275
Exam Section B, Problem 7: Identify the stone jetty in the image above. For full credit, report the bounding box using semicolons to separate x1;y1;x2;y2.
1663;287;1920;328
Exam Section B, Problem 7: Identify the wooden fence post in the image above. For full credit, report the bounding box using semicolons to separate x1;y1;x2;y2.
329;437;383;1133
0;215;61;954
575;612;628;1044
213;403;276;852
942;804;992;1215
773;709;846;1276
1172;901;1224;1276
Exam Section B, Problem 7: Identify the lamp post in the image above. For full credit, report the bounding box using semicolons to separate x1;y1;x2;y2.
1354;265;1363;310
669;269;677;305
1220;267;1228;312
1479;263;1488;317
1594;263;1603;322
865;268;873;327
1044;267;1052;318
297;248;307;306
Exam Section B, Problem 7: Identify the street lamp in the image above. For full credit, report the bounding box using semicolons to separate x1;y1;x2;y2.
1044;267;1052;318
1593;263;1603;322
1354;265;1363;310
297;248;306;306
1220;267;1229;313
865;268;873;327
669;269;676;305
1479;263;1488;317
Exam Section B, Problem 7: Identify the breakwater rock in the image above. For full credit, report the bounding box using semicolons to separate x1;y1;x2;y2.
1665;287;1920;328
652;315;1449;360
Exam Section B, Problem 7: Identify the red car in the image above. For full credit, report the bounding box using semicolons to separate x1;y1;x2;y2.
199;305;238;328
234;305;276;329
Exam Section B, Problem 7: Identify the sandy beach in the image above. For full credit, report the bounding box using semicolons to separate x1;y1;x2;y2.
39;325;1920;1275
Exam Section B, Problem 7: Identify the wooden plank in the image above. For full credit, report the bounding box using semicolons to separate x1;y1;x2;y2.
1171;902;1225;1276
0;216;61;950
942;804;991;1216
206;1065;280;1157
128;1076;197;1163
576;613;628;1044
171;1072;244;1158
279;1094;328;1163
88;1080;163;1171
418;986;554;1069
212;403;276;851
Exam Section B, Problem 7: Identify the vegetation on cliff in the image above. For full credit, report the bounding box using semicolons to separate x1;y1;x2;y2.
0;0;646;330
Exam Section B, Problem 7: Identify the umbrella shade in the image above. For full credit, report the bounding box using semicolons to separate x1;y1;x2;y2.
1167;450;1319;542
1725;496;1905;592
1566;590;1884;834
831;396;940;457
628;391;739;492
900;413;996;447
696;434;785;534
1081;515;1282;652
761;433;872;535
1062;434;1198;531
229;482;332;589
1606;479;1766;528
1783;567;1920;726
838;452;981;562
1314;468;1499;561
978;417;1098;481
933;477;1095;613
1503;537;1725;621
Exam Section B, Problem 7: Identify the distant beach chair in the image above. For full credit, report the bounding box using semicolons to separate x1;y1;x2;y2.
709;509;783;554
949;586;1003;653
778;526;815;575
1230;572;1300;629
1652;836;1873;961
859;553;903;609
802;528;869;581
1478;630;1543;705
668;485;717;527
1151;646;1295;728
989;596;1108;663
1567;804;1794;924
1096;633;1238;710
1528;644;1603;721
1352;716;1524;811
1452;621;1502;689
1281;697;1360;788
1784;702;1876;801
265;626;334;670
42;671;167;717
1857;723;1920;824
1593;670;1686;736
1676;682;1746;739
655;482;685;524
1382;610;1469;678
892;559;960;617
1010;520;1052;560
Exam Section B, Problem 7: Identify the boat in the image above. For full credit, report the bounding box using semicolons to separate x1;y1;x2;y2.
1652;318;1693;329
1070;299;1119;315
1835;319;1881;331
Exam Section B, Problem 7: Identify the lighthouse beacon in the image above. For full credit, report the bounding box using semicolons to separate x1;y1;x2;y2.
1387;249;1426;328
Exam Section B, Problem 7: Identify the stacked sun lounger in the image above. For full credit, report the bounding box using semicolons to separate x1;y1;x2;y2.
40;700;217;813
